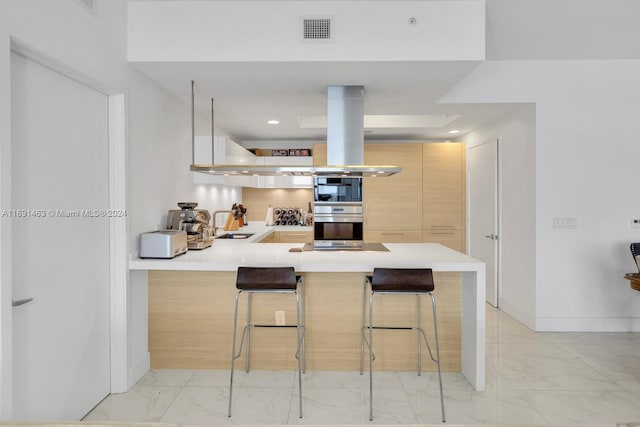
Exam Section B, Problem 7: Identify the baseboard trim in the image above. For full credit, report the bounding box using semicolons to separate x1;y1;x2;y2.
497;299;535;330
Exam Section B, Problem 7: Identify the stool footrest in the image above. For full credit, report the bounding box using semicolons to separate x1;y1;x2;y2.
252;324;299;328
368;326;422;331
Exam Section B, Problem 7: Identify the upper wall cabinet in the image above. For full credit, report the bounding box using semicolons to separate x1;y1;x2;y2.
192;135;256;186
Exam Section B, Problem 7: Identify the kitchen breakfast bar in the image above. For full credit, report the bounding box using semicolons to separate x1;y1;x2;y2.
129;231;486;391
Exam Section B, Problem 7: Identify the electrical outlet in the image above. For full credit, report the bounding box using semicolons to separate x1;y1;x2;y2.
275;310;286;326
631;219;640;229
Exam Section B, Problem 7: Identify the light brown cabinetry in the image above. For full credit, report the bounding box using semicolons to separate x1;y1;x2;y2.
422;143;466;252
365;230;423;243
278;230;312;243
312;142;465;248
257;232;277;243
258;230;312;243
363;144;423;240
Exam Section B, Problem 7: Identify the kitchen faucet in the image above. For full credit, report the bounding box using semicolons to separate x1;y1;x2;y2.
212;210;233;236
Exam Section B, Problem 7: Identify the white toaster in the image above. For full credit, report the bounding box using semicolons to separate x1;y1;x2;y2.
139;230;188;259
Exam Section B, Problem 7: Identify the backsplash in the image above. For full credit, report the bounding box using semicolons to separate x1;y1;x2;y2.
242;188;313;223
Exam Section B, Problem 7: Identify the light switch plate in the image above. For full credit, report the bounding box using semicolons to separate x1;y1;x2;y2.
553;217;577;229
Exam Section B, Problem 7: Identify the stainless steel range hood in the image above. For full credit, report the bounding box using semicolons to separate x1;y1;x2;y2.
191;85;401;177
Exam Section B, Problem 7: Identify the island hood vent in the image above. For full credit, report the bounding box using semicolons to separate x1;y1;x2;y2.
191;85;402;177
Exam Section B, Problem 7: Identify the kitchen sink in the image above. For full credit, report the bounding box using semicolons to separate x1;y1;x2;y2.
214;232;255;239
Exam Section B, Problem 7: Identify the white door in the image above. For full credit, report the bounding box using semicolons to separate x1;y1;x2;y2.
468;139;499;307
10;51;110;420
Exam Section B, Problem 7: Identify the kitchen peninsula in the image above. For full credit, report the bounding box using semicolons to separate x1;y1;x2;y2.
129;225;486;391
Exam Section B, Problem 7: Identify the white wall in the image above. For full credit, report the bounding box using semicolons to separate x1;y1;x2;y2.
443;60;640;331
0;0;241;418
128;0;485;62
461;105;537;328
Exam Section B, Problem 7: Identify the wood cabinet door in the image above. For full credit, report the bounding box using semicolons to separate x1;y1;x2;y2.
363;143;423;231
422;143;465;229
365;230;423;243
423;228;465;252
278;231;312;243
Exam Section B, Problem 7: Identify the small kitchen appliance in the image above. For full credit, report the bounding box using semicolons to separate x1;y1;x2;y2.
139;230;188;259
167;202;214;249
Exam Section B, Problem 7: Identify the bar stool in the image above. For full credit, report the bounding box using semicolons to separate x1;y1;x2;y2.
360;268;445;422
228;266;305;418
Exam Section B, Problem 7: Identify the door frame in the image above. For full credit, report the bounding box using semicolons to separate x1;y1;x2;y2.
1;38;128;418
466;138;502;307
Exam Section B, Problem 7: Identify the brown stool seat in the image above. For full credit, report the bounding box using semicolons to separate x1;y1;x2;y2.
236;266;299;290
369;268;435;293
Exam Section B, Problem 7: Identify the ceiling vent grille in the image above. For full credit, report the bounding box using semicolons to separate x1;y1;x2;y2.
302;18;332;41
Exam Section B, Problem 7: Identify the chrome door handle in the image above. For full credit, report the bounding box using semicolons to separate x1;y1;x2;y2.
484;234;498;240
12;298;34;307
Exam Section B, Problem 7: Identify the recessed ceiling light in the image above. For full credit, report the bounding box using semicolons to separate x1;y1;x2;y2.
448;129;460;134
267;120;280;125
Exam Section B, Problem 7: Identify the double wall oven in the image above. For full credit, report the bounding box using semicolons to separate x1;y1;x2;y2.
313;177;364;249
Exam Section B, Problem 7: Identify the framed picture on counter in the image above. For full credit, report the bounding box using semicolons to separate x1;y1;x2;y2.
272;149;289;156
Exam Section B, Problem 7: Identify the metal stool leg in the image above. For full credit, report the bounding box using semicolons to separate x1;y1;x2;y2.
368;291;374;421
299;280;306;374
228;290;241;417
245;292;253;373
431;293;446;423
417;294;422;376
360;277;367;375
295;289;303;418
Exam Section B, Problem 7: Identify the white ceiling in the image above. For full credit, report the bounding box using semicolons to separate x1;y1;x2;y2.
128;0;640;143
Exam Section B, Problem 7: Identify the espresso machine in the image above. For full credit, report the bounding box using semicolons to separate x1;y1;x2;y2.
167;202;214;250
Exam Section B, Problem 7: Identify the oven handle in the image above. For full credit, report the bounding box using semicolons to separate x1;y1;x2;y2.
314;215;364;223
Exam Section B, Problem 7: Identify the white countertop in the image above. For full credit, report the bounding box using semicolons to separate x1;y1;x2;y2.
129;223;483;273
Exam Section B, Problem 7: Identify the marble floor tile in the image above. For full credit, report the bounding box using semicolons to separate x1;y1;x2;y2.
185;369;232;387
398;366;509;394
524;390;640;424
362;370;404;389
295;370;364;389
159;386;230;425
542;331;640;345
555;342;640;392
230;369;297;388
407;388;548;425
83;385;181;422
287;387;365;424
137;369;195;387
365;387;419;424
496;353;625;391
227;386;295;424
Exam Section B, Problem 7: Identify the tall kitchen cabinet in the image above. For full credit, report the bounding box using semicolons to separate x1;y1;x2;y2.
422;143;466;252
312;143;465;248
363;144;423;242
